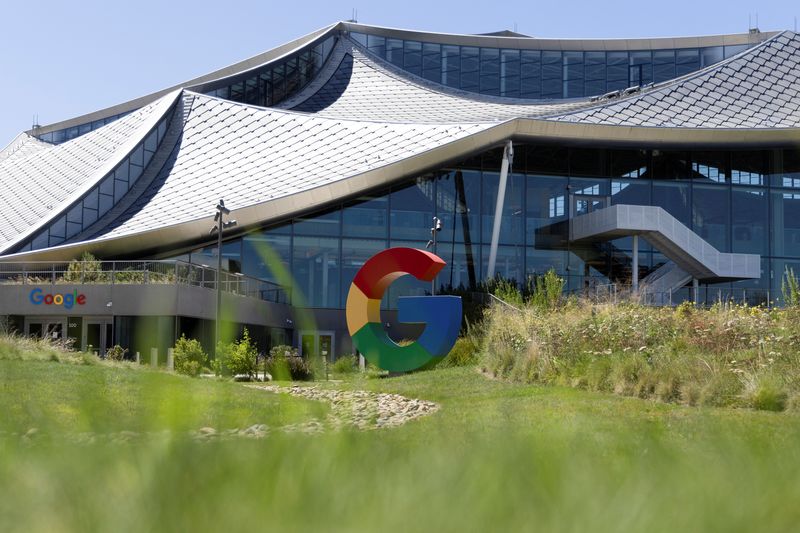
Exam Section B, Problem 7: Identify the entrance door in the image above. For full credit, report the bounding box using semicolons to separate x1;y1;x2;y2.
26;319;66;341
84;320;113;356
298;331;335;361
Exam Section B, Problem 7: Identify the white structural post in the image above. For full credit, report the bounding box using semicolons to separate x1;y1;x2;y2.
150;348;158;368
693;278;699;305
487;140;513;279
167;348;174;371
135;351;141;364
632;235;639;293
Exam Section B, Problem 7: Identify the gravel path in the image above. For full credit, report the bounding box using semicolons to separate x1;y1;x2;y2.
6;385;439;444
250;384;439;431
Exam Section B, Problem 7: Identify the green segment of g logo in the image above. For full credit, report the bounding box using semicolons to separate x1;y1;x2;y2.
345;247;462;372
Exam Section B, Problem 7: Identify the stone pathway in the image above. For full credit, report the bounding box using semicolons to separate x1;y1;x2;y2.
5;385;438;445
251;384;439;431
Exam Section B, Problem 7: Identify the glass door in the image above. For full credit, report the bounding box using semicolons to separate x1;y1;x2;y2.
26;319;66;341
84;319;113;356
298;331;336;361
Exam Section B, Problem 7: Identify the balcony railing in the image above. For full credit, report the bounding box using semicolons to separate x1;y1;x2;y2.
0;260;290;304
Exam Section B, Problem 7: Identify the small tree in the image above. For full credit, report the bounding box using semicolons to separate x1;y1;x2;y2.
226;328;258;380
174;335;208;377
63;252;105;283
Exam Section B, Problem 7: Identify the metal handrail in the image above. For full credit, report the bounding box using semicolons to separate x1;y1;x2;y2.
0;260;290;304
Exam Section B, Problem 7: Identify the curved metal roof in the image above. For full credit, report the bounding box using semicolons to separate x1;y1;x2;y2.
2;28;800;261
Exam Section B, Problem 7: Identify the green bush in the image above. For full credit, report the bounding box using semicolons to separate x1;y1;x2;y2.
333;354;358;374
226;329;258;380
105;345;128;362
265;344;313;381
173;335;208;377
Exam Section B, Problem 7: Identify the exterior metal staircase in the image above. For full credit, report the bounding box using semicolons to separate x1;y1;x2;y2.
570;204;760;297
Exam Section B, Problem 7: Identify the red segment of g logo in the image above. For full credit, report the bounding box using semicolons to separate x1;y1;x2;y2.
345;247;462;372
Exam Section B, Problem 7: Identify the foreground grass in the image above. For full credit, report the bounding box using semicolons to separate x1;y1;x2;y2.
2;343;800;532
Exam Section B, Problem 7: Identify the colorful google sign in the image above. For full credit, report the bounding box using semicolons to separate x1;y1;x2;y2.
345;247;462;372
29;288;86;310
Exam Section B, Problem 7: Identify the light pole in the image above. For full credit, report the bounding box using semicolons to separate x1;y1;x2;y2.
426;216;443;295
209;199;237;355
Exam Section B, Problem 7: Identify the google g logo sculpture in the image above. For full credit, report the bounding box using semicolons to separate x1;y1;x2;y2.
346;247;462;372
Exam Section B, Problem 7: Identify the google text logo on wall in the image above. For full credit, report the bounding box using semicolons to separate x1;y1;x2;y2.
29;288;87;310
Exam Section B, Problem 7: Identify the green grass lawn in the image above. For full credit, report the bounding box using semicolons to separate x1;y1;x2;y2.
2;356;800;532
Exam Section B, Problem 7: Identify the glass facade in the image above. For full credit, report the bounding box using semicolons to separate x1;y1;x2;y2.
351;31;753;99
17;103;177;253
179;144;800;309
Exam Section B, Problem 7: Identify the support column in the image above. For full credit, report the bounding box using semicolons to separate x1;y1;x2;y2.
693;278;699;305
632;235;639;293
487;140;514;279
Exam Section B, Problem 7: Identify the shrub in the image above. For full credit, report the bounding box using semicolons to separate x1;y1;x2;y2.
783;266;800;307
439;337;480;368
63;252;106;283
226;329;258;380
105;345;128;362
528;269;564;311
747;374;788;412
265;344;313;381
333;354;358;374
173;335;208;377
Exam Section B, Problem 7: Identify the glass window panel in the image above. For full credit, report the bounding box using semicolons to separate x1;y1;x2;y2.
563;51;584;97
724;44;749;58
776;149;800;188
351;32;367;47
569;148;605;177
731;151;767;186
526;175;568;251
293;209;341;236
435;241;481;292
691;151;729;183
114;178;128;203
245;76;260;104
31;232;48;250
272;64;286;102
84;188;98;211
520;50;541;98
652;181;691;226
129;145;144;168
460;47;479;91
284;57;299;95
610;149;649;178
99;176;114;197
49;215;66;238
403;41;422;75
629;51;652;85
242;232;291;283
386;240;433;308
292;236;340;308
441;45;460;88
481;172;524;244
129;161;143;184
342;195;388;238
693;183;730;252
501;48;521;96
230;81;244;102
732;188;767;254
606;51;629;91
676;49;700;76
390;179;435;241
541;51;562;96
367;34;386;57
386;38;404;67
341;238;387;304
772;189;800;257
701;46;724;67
259;72;273;106
653;50;676;82
652;150;691;180
481;245;524;283
436;169;481;244
421;42;441;83
525;145;569;175
479;48;500;95
78;123;91;135
83;205;98;226
157;119;167;143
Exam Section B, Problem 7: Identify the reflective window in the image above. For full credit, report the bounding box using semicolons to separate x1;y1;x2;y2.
294;209;340;236
693;183;730;251
482;172;524;244
390;179;435;241
422;42;442;83
772;189;800;257
292;236;340;308
480;48;500;95
343;196;388;238
652;181;691;226
341;238;387;305
436;170;481;244
732;188;767;254
242;230;291;283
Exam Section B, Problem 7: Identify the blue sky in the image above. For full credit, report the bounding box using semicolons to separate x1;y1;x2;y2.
0;0;797;144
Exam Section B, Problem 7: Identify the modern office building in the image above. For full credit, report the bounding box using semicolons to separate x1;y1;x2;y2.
1;21;798;359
